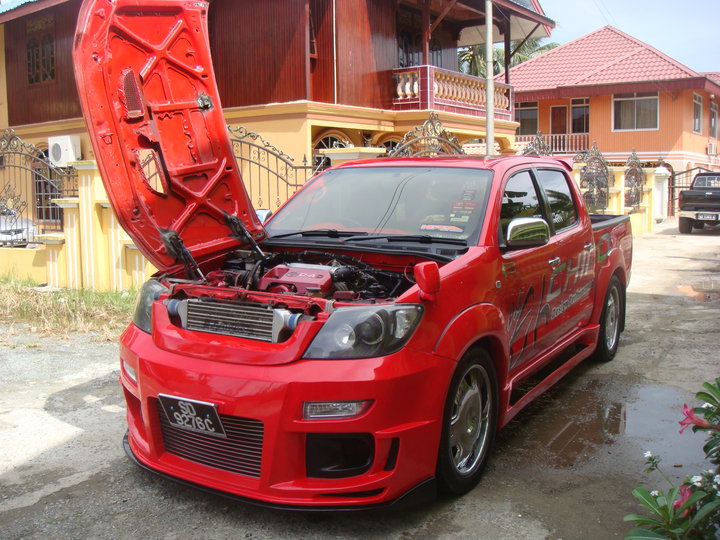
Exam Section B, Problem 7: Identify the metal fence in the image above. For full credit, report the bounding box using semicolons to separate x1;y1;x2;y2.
0;129;78;246
228;126;316;210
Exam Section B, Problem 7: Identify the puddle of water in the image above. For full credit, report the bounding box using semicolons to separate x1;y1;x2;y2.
498;379;706;471
678;282;720;302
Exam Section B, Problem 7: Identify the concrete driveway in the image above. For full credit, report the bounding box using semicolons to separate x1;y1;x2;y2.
1;217;718;539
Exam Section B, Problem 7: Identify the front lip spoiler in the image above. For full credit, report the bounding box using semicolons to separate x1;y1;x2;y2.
123;432;437;512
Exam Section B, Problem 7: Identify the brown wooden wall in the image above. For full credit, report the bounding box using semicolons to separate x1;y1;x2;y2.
5;0;82;127
209;0;310;108
310;0;334;103
334;0;396;110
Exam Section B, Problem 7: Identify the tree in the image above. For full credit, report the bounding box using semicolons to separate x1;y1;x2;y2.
458;38;559;78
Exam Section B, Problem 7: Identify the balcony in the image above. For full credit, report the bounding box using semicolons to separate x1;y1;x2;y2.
393;66;513;121
515;133;590;155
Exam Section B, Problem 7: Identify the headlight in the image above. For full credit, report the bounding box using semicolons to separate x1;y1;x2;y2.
303;304;423;359
133;279;168;333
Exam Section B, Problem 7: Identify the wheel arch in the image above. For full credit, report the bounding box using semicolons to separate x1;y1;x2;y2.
433;303;510;403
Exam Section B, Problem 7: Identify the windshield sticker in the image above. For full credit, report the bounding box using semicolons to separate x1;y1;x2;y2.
461;189;477;201
420;224;464;233
449;200;477;223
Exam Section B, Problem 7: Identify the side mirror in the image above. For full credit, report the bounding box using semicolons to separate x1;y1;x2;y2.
255;209;273;223
414;261;440;302
506;217;550;249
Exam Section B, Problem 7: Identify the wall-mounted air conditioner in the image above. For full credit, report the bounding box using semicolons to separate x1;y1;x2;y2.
48;135;81;167
708;142;718;156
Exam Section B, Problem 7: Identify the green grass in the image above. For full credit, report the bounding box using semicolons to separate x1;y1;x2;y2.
0;277;136;340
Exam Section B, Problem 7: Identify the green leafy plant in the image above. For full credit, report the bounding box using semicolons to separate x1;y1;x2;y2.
624;378;720;539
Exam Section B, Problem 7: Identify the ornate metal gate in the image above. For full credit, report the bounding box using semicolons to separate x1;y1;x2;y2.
573;142;609;213
0;129;78;246
623;150;646;209
388;113;464;157
228;126;315;210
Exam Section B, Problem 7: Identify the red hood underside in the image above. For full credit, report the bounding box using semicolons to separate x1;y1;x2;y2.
73;0;265;272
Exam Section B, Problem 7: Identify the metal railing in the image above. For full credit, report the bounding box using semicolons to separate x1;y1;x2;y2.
516;133;589;155
0;129;78;246
228;126;315;211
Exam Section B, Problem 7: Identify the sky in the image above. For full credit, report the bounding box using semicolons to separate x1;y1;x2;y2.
537;0;719;74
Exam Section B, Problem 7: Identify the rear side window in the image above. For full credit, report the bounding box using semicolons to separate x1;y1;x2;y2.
535;169;578;232
693;175;720;189
500;170;542;240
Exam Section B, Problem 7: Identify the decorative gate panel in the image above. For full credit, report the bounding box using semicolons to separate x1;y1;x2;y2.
573;143;609;213
624;150;646;209
228;126;315;210
0;129;77;246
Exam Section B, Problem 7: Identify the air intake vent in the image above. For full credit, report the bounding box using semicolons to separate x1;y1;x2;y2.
157;401;264;477
184;300;274;341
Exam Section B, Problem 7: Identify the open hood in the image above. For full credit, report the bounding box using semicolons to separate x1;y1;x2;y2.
73;0;265;272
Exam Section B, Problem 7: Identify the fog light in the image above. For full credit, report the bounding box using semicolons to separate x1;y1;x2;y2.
303;400;372;420
122;360;137;384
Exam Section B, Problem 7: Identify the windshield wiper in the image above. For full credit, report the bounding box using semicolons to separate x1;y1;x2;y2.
268;229;368;240
343;234;467;246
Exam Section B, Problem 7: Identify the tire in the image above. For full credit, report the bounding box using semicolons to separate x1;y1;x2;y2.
679;218;693;234
594;275;624;362
437;349;498;495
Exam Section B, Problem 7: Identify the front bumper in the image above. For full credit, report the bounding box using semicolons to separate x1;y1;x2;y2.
119;323;453;508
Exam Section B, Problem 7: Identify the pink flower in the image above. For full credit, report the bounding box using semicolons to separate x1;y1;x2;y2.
679;404;716;434
673;485;693;515
674;485;692;509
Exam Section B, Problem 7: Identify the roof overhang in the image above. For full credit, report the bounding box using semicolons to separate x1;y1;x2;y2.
0;0;71;24
515;77;720;101
456;0;554;46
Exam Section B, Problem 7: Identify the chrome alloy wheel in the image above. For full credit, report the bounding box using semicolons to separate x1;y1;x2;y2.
448;364;493;476
604;284;620;351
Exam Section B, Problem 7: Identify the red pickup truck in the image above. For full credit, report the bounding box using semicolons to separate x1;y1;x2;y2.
74;0;632;509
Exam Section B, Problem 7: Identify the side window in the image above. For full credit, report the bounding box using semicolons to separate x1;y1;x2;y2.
500;170;542;241
535;169;578;232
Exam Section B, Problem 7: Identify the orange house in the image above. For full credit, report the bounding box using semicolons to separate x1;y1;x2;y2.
509;26;720;176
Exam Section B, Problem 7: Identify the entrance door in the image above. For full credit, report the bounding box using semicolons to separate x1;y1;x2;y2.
551;106;568;152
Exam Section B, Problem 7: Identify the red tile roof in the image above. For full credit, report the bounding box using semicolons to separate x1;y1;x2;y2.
510;25;709;93
703;73;720;85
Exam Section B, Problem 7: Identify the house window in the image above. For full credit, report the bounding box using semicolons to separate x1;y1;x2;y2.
571;98;589;134
397;31;441;68
26;15;55;85
515;101;538;136
711;102;718;139
694;94;703;134
613;92;658;131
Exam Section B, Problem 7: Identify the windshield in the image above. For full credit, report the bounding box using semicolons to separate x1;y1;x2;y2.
265;166;493;243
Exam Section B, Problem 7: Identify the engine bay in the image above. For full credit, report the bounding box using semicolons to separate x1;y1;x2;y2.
201;249;416;302
156;248;426;343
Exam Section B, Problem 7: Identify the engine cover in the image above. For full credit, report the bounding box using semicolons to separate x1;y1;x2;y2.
258;264;333;296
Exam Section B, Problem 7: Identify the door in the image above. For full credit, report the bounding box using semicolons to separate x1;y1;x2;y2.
499;169;557;370
533;168;595;350
551;106;568;152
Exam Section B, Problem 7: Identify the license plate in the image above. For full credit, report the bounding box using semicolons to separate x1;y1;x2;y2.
698;213;718;221
158;394;226;438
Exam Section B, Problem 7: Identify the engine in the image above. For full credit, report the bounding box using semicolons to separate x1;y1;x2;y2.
202;249;411;301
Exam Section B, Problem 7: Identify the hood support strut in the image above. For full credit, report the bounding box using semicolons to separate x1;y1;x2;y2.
160;228;206;281
225;213;266;260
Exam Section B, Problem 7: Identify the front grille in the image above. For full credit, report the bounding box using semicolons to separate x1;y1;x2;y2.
157;401;264;477
185;300;274;341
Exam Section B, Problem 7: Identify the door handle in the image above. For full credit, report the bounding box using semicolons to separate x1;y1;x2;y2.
548;257;561;266
583;242;594;251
